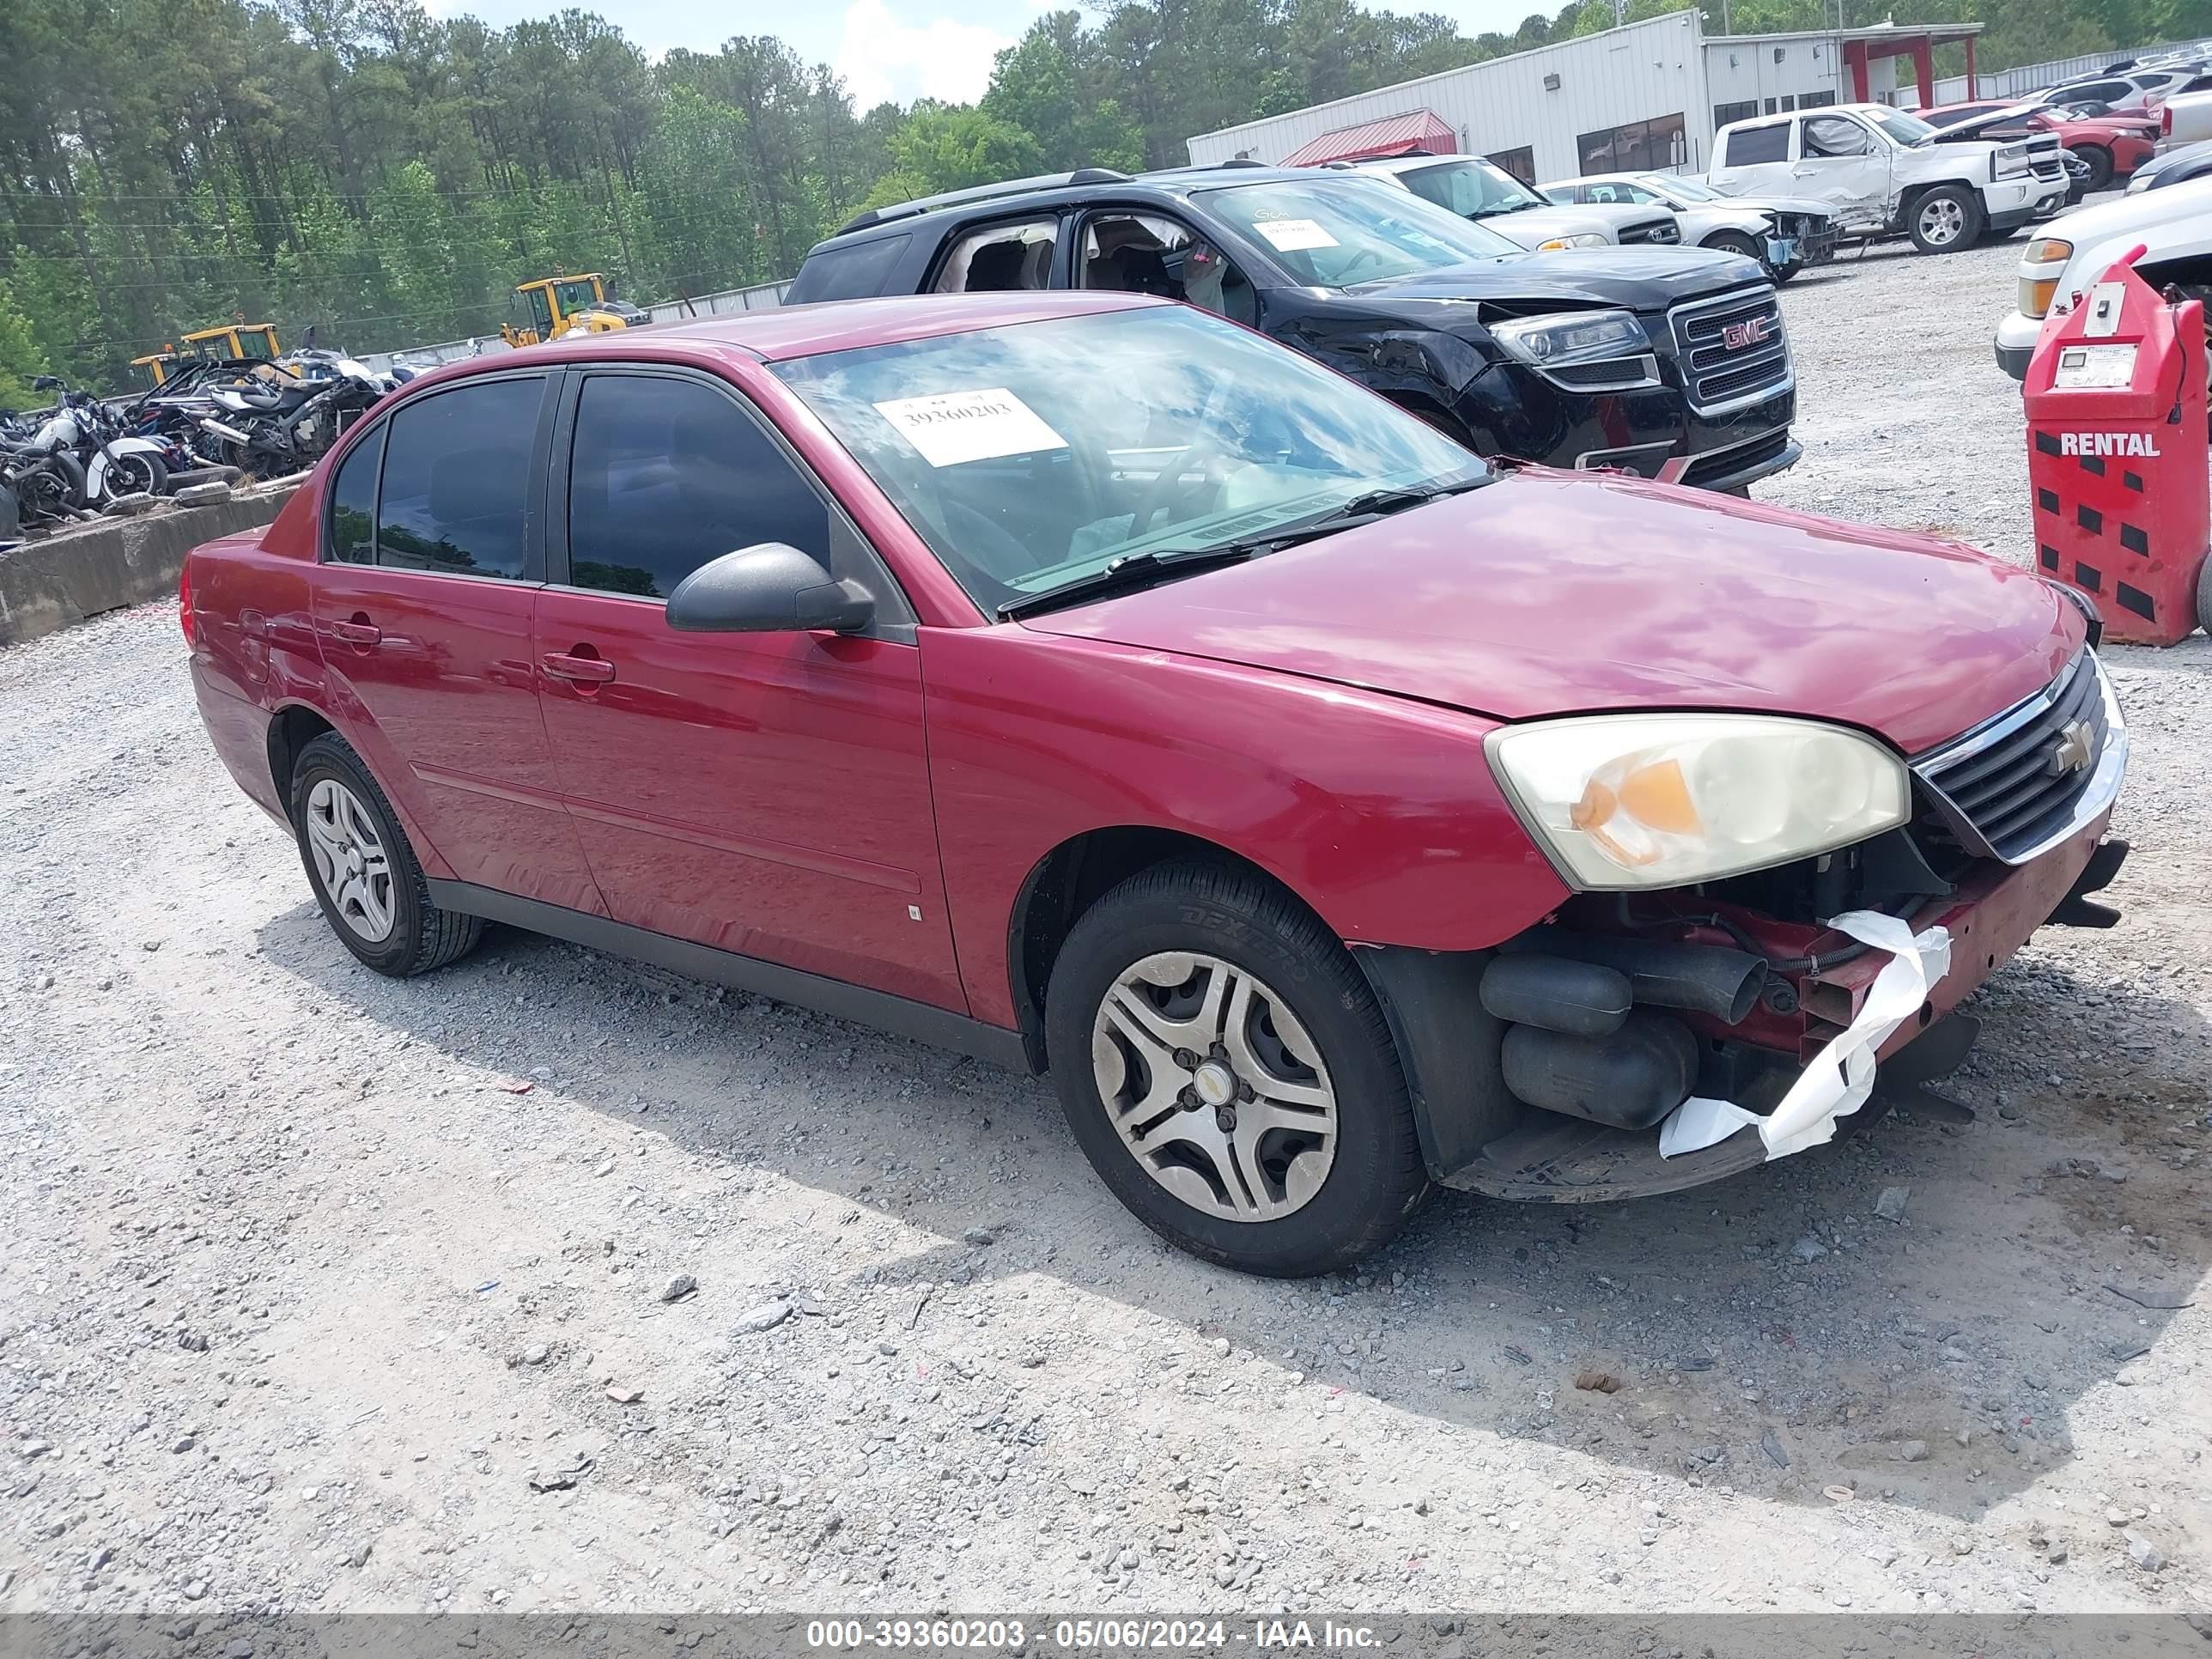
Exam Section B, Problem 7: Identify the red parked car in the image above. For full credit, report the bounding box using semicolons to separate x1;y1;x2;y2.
1922;100;2160;192
184;294;2129;1275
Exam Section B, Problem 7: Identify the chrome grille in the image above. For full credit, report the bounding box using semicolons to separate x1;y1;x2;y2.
1667;286;1790;412
1912;652;2122;865
1620;218;1680;246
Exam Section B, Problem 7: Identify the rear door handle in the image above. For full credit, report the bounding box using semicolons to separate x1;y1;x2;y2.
542;651;617;684
330;618;381;646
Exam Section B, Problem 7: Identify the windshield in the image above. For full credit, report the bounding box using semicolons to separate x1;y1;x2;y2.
1647;173;1717;201
1200;177;1520;287
1396;158;1546;218
772;306;1485;615
554;279;601;317
1869;109;1937;146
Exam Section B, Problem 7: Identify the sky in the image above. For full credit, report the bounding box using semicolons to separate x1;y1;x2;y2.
421;0;1538;110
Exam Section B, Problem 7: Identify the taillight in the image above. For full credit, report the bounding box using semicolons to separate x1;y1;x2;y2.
2164;106;2174;135
179;560;196;648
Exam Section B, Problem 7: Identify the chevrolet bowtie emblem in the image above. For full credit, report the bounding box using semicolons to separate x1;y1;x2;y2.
2051;719;2095;775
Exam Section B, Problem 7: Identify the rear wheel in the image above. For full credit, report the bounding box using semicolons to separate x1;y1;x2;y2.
1908;185;1984;254
2076;145;2115;193
2197;556;2212;639
1044;860;1427;1276
290;732;482;976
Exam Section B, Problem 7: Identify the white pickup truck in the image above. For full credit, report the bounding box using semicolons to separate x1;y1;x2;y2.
1709;102;2069;253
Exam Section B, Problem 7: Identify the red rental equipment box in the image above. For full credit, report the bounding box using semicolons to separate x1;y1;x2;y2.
2024;244;2211;646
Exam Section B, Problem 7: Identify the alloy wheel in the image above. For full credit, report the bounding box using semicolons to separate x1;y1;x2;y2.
1918;197;1966;246
1090;951;1338;1221
303;777;396;942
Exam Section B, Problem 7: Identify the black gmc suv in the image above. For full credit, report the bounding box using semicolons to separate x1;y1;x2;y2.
785;164;1801;492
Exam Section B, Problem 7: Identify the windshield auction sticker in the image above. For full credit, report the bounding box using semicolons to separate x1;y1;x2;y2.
1249;216;1340;252
871;387;1069;468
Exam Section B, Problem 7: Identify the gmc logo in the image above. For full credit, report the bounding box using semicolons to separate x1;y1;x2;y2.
1721;317;1772;351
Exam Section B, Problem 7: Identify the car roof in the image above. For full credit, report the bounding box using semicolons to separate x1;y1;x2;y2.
392;293;1169;398
1337;154;1474;175
807;163;1362;254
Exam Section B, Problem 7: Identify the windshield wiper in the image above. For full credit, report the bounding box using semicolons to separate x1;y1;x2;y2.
995;476;1491;619
997;544;1261;619
1310;474;1492;526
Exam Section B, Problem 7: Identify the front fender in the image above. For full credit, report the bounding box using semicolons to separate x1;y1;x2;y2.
921;627;1572;1030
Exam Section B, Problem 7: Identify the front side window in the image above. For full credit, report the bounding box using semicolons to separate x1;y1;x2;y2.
933;218;1059;294
1079;213;1255;325
1723;123;1790;167
772;306;1484;614
328;426;382;564
375;377;544;580
1803;116;1872;158
1199;178;1518;287
565;374;830;599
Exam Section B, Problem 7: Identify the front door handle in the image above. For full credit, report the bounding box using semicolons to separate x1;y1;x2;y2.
330;617;381;647
542;651;617;684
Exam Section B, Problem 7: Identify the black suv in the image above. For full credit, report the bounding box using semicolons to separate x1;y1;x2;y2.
786;165;1801;492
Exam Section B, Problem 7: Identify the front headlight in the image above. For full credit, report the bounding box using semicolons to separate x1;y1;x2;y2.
1489;308;1648;368
1485;714;1911;890
1995;149;2033;179
1534;231;1609;251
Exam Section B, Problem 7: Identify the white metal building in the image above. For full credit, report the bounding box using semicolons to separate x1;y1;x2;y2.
1184;9;1978;183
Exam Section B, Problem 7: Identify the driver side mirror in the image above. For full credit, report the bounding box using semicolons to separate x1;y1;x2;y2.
665;543;875;635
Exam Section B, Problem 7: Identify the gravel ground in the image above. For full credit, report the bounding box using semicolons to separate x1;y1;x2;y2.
2;227;2209;1624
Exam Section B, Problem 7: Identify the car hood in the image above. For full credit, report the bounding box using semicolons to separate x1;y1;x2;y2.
1356;246;1754;309
1474;202;1664;248
1018;470;2077;756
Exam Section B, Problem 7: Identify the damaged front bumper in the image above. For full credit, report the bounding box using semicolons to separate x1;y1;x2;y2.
1431;815;2123;1203
1358;647;2131;1203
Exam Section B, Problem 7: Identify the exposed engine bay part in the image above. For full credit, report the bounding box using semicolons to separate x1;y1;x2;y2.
1661;909;1953;1162
1501;929;1767;1024
1477;954;1631;1037
1500;1010;1699;1132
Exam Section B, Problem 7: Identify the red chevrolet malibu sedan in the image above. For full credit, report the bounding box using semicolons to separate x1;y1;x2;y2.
184;293;2128;1275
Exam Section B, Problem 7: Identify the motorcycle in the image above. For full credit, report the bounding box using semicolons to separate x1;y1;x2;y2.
196;352;387;476
17;374;177;506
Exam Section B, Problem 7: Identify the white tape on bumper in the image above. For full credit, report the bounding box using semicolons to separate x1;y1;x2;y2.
1658;909;1953;1162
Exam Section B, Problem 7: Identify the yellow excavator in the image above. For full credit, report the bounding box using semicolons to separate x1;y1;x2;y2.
501;275;644;347
130;348;181;388
180;323;282;362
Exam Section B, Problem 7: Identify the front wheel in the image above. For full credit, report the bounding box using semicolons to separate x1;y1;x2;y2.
1909;185;1984;254
1768;258;1803;285
2076;145;2115;194
1044;860;1427;1276
97;451;167;503
2197;556;2212;640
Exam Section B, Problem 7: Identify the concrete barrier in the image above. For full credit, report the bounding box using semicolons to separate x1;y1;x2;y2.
0;480;303;648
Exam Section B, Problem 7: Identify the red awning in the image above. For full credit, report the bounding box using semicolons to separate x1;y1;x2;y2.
1279;110;1458;167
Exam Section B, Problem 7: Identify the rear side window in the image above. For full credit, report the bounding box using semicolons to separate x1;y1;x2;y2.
793;233;912;301
1724;124;1790;166
932;218;1058;293
565;374;830;599
327;427;381;564
375;378;544;580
